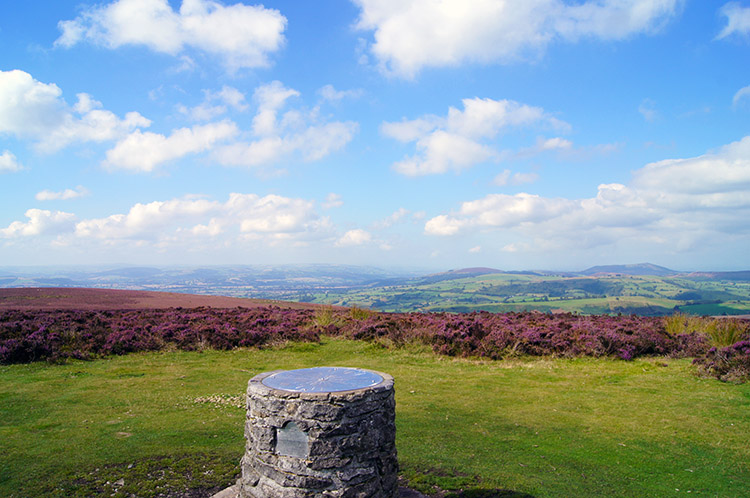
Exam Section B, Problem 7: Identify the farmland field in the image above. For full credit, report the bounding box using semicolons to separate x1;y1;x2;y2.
310;272;750;316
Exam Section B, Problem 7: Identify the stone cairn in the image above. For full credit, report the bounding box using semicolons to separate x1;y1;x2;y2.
238;367;398;498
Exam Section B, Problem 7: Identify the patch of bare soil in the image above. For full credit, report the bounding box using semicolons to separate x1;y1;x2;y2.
0;287;324;311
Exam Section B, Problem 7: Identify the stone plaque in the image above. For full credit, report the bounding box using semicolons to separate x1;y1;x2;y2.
275;421;309;458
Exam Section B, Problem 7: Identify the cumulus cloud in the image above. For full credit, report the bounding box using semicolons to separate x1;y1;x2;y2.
226;193;322;236
336;229;372;246
383;97;568;176
105;120;238;172
1;209;76;237
73;193;331;246
0;150;23;173
76;197;220;239
717;2;750;39
214;81;358;168
177;85;248;121
0;69;150;152
425;135;750;252
36;186;89;201
354;0;681;78
56;0;287;71
631;136;750;194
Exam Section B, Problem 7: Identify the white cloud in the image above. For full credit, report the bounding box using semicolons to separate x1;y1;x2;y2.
71;192;331;245
251;81;300;136
493;169;539;186
214;81;358;168
733;85;750;107
373;208;410;229
0;150;23;173
36;186;89;201
0;69;150;152
632;136;750;194
336;229;372;246
56;0;287;71
105;120;238;172
226;193;321;236
717;2;750;39
381;116;440;143
393;131;497;176
178;85;248;121
354;0;681;78
1;209;76;237
76;197;220;239
292;123;359;161
323;193;343;209
469;246;481;253
513;136;575;159
424;214;465;236
538;137;573;151
384;97;568;176
425;135;750;253
318;84;364;102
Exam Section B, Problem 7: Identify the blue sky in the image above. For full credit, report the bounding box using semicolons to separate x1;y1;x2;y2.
1;0;749;271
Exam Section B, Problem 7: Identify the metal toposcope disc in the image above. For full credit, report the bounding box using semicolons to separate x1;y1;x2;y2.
261;366;384;393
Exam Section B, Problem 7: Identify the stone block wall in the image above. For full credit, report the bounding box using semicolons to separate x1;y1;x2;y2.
238;369;398;498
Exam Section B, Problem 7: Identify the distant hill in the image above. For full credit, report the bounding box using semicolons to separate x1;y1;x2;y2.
0;287;324;311
685;271;750;281
2;264;750;316
416;267;503;284
580;263;678;277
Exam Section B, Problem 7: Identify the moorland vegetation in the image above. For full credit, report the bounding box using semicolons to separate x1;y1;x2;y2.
1;289;749;497
2;306;748;382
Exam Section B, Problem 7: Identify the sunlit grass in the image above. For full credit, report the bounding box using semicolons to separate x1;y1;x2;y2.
1;338;749;497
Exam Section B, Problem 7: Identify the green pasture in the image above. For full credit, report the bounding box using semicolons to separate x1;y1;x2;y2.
312;273;750;316
2;338;749;497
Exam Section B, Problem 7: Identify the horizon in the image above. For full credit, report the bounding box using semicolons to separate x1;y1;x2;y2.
2;1;750;271
2;261;750;276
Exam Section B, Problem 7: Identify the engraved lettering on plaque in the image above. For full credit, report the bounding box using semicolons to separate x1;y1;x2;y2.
275;421;309;458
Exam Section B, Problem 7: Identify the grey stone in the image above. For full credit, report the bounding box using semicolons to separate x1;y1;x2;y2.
239;367;398;498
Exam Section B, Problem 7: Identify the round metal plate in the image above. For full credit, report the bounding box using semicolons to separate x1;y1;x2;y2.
261;367;384;393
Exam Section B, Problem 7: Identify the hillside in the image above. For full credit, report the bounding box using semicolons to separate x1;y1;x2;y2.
580;263;678;276
309;268;750;316
2;264;750;315
0;287;323;311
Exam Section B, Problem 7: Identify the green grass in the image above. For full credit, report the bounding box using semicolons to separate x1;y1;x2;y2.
2;338;750;497
678;302;750;316
311;273;750;315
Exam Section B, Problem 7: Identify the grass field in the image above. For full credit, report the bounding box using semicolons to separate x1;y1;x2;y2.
311;273;750;316
2;338;749;497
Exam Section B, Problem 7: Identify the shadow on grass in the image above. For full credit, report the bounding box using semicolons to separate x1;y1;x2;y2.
45;453;238;498
445;490;535;498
